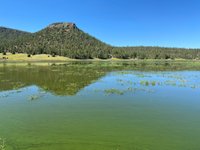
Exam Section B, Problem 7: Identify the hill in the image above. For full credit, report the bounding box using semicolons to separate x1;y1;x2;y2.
0;27;32;53
0;23;112;59
0;22;200;60
0;27;31;40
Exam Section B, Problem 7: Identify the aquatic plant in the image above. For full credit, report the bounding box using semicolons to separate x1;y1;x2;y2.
42;86;49;91
178;84;187;87
0;93;10;98
13;82;25;90
104;89;124;95
165;80;177;86
151;81;156;86
0;138;6;150
135;73;145;78
28;93;45;101
140;80;150;86
145;81;149;86
191;85;196;89
93;89;101;93
29;95;40;101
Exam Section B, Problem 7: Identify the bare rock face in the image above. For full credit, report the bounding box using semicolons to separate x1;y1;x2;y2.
48;22;77;30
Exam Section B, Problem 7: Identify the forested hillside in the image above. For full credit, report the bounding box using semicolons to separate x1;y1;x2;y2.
0;22;200;59
0;27;32;53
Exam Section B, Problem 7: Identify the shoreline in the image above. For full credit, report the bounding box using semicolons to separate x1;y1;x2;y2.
1;53;200;63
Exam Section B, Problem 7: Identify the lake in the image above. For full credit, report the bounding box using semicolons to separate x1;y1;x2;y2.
0;61;200;150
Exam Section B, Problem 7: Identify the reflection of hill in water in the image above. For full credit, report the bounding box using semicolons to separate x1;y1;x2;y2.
0;63;110;95
1;61;200;96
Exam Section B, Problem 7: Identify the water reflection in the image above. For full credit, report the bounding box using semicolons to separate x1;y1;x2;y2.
0;61;200;96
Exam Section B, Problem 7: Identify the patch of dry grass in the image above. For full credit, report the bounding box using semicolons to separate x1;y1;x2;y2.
0;53;71;62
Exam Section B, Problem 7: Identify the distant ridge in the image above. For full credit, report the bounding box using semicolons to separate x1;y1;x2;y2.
0;22;200;59
0;26;31;40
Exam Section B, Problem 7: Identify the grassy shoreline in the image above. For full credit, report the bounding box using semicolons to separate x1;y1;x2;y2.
1;53;200;71
1;53;200;63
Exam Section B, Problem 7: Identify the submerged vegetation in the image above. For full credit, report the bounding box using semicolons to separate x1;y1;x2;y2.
140;80;157;86
28;95;41;101
104;89;124;95
1;22;200;60
0;138;5;150
1;63;200;150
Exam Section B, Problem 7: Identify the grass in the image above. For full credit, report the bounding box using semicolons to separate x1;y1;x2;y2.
0;138;5;150
0;53;70;62
1;53;200;72
1;53;200;63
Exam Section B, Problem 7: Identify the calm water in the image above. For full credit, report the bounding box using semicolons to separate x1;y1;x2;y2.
0;62;200;150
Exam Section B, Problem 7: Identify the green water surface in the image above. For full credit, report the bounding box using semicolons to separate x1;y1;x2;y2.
0;62;200;150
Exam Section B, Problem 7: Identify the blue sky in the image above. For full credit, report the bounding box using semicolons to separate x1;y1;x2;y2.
0;0;200;48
